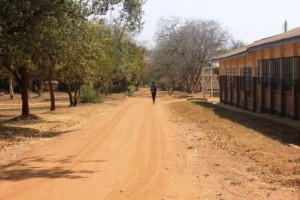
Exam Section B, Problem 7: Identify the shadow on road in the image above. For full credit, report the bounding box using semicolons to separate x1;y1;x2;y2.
0;155;107;181
192;101;300;146
0;125;73;140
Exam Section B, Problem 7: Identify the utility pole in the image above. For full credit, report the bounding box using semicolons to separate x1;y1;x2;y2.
283;20;288;32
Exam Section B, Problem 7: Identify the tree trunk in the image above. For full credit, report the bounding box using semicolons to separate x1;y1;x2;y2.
48;68;55;111
68;91;73;106
73;90;78;107
168;87;174;95
19;67;30;117
48;79;56;111
67;84;74;106
9;74;14;99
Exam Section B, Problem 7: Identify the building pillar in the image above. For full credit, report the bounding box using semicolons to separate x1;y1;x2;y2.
230;80;233;106
219;76;223;103
252;77;257;112
244;71;247;110
260;62;264;113
279;83;285;116
224;75;228;104
236;76;240;107
278;46;286;117
292;83;299;119
292;57;299;119
269;60;274;114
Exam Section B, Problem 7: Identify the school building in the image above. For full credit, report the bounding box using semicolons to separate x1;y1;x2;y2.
214;27;300;119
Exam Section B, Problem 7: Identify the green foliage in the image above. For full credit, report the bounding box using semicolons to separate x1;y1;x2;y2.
127;85;137;97
213;67;219;75
0;0;146;113
110;85;125;93
80;85;103;104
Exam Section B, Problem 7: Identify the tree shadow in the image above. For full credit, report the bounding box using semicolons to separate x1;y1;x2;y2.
4;114;45;125
0;154;107;181
192;101;300;146
0;125;73;140
0;167;94;181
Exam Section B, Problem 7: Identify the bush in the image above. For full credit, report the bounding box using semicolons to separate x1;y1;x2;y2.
80;85;103;104
127;85;136;97
110;85;125;93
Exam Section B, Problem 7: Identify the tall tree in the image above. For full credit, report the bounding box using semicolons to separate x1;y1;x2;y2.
151;17;229;94
0;0;145;116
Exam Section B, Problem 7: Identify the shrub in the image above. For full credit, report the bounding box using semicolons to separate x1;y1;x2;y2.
80;85;103;104
110;85;125;93
127;85;136;97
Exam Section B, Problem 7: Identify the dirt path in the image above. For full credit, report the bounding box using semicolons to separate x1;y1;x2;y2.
0;89;203;200
0;89;298;200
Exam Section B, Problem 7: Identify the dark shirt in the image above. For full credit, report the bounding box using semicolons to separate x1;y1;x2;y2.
150;84;157;93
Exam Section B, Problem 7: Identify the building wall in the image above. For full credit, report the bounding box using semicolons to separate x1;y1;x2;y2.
219;42;300;119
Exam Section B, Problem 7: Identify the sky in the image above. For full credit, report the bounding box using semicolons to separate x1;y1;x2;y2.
135;0;300;48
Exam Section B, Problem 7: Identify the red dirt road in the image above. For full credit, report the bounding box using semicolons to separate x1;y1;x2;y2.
0;89;298;200
0;90;204;200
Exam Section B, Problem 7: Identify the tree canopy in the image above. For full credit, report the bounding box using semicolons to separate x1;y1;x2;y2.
0;0;146;116
148;17;229;94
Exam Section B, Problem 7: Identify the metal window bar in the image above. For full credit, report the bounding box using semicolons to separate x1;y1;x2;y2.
230;68;235;88
283;57;293;86
256;61;261;84
271;58;280;87
243;67;252;92
261;59;269;88
226;68;230;88
240;68;243;90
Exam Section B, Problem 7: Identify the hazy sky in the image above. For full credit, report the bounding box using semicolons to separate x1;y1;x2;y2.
135;0;300;47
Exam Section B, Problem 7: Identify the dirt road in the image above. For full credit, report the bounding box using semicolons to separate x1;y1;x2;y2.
0;89;203;200
0;89;298;200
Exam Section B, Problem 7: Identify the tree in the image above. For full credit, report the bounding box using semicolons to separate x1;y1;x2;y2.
147;48;176;95
0;1;72;116
228;38;246;50
0;0;145;116
151;17;229;94
89;24;146;96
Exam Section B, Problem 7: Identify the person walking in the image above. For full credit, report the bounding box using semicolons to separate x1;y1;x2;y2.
150;82;157;104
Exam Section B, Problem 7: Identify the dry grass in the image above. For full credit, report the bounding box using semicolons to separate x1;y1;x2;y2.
169;100;300;187
0;92;126;165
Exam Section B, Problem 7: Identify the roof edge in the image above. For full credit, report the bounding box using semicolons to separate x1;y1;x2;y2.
213;26;300;61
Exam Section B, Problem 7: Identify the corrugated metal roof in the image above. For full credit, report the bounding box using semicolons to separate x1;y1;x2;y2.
214;26;300;61
213;46;248;60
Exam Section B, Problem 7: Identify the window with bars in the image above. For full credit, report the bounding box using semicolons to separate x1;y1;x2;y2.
283;57;293;91
240;68;243;90
243;67;252;97
230;68;236;88
271;58;280;89
261;59;269;88
226;68;230;88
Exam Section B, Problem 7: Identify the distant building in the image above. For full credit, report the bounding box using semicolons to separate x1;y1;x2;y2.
44;80;59;91
214;27;300;119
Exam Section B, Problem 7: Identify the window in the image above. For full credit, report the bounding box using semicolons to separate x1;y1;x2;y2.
226;68;230;88
283;57;293;91
240;68;244;90
271;58;280;89
230;68;236;88
244;67;252;97
261;59;269;88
